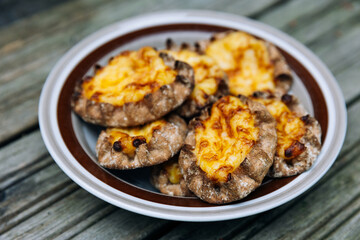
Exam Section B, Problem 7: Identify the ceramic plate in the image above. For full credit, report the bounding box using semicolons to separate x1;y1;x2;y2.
39;10;347;221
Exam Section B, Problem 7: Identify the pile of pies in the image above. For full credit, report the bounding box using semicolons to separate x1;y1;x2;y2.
71;31;322;204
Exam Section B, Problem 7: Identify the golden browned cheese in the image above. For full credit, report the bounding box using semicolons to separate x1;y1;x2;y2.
165;162;182;184
163;49;224;106
107;119;167;157
205;31;275;96
254;98;306;159
82;47;177;106
194;96;259;182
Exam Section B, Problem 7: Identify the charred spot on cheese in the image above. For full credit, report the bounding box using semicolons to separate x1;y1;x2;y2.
281;94;293;105
162;48;225;107
194;96;259;182
205;31;275;96
253;97;306;160
82;47;177;106
107;119;167;157
164;161;183;184
300;114;311;125
132;137;146;147
112;141;122;152
284;141;305;158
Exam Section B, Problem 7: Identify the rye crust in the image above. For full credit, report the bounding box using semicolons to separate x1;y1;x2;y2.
197;30;293;97
151;155;194;197
165;39;229;118
256;92;322;178
179;96;277;204
96;114;188;169
71;52;194;127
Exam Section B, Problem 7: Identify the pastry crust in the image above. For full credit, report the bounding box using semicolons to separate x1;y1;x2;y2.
164;39;229;117
197;30;292;97
72;48;194;127
151;155;194;197
252;92;322;177
179;96;277;204
96;114;187;169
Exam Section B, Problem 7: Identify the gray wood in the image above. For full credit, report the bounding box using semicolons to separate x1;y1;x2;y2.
53;205;116;240
336;58;360;103
309;195;360;240
258;0;340;29
0;189;107;240
0;162;72;233
288;0;360;44
325;207;360;240
72;209;170;240
1;183;78;234
0;131;47;184
0;0;70;27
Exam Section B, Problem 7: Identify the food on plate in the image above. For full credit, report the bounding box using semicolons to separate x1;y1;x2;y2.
151;154;194;197
162;39;229;117
251;92;322;177
179;95;277;204
96;114;187;169
69;30;323;204
197;31;292;97
72;46;194;127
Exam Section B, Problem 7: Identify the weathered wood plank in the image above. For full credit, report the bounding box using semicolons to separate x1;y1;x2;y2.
257;0;340;29
71;209;170;240
0;0;70;27
308;195;360;239
0;96;39;144
322;205;360;240
0;162;72;233
315;22;360;74
1;183;78;234
0;189;107;240
336;59;360;104
288;0;360;45
0;131;47;184
53;204;116;240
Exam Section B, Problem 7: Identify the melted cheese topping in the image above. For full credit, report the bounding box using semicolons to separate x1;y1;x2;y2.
82;47;177;106
165;162;182;184
205;31;275;96
254;98;305;159
163;49;224;106
195;96;259;182
107;119;167;157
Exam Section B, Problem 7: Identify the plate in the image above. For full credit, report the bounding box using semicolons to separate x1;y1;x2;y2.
39;10;347;221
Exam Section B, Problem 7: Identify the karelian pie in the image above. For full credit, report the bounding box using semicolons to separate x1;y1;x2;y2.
162;39;229;117
197;31;292;97
72;47;194;127
251;92;322;177
151;154;194;197
179;95;277;204
96;114;187;169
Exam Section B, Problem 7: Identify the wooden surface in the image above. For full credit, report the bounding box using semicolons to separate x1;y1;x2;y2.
0;0;359;239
